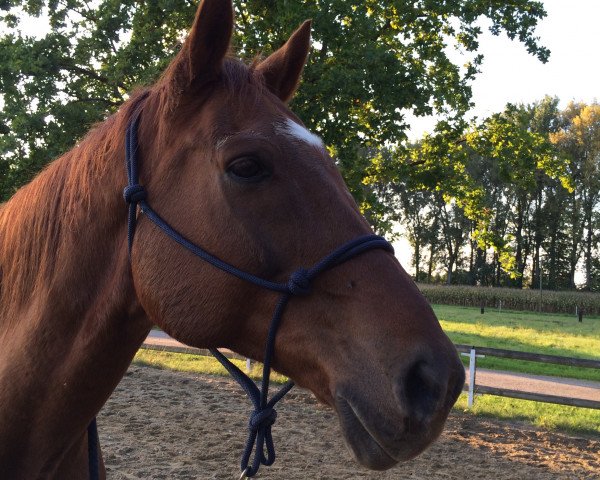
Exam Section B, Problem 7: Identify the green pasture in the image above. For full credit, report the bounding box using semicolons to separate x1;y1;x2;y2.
134;349;288;384
453;393;600;436
133;304;600;436
434;304;600;382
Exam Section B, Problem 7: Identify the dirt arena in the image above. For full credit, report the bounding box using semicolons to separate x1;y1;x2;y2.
99;366;599;479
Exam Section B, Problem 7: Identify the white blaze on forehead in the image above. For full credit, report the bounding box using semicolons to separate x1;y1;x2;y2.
276;118;324;149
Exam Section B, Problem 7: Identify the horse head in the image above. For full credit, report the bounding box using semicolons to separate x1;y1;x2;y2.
130;0;464;470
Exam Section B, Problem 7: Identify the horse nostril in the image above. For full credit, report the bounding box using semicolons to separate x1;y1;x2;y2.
397;358;446;425
395;346;466;429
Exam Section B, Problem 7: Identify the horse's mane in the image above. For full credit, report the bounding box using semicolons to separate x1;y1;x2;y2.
0;58;262;314
0;90;148;313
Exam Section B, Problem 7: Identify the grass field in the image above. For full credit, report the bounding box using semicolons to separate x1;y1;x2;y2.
134;349;288;383
434;304;600;382
133;304;600;436
453;393;600;435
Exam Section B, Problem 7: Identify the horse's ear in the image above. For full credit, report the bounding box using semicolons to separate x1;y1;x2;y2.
174;0;234;86
256;20;312;103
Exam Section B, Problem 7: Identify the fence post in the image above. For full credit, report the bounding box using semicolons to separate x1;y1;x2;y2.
468;347;477;408
246;358;252;374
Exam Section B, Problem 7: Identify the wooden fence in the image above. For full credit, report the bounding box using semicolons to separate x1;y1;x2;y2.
454;344;600;410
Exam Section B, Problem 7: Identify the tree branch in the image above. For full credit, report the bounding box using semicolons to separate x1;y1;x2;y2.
71;97;121;107
57;0;98;23
59;63;127;92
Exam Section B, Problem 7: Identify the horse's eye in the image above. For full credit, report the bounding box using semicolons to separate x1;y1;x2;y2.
227;157;269;182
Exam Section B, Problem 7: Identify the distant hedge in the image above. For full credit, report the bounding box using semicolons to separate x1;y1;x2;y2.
417;284;600;317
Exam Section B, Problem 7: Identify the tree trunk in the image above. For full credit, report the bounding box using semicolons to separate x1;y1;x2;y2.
427;248;435;283
567;190;582;289
584;203;593;290
531;177;543;289
514;198;525;288
446;258;454;285
413;239;421;281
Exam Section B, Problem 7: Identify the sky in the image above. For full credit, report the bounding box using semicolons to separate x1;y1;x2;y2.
407;0;600;140
396;0;600;272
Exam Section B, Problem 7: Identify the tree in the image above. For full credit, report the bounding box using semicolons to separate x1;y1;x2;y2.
1;0;549;225
551;103;600;290
0;0;199;197
465;103;571;284
541;177;575;289
397;186;436;282
433;194;470;285
463;149;511;286
394;100;571;285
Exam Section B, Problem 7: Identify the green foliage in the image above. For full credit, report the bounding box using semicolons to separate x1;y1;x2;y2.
465;107;567;192
421;284;600;316
0;0;549;209
0;0;197;196
394;98;600;290
414;103;568;277
550;103;600;291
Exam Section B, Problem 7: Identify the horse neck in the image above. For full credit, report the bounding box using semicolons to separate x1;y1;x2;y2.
0;109;152;477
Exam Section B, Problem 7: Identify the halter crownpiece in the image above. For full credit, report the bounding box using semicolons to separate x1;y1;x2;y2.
116;102;395;477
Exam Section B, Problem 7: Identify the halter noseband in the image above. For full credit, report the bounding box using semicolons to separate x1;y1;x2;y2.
94;100;394;478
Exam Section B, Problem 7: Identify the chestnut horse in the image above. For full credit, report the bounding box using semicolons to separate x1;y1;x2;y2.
0;0;464;478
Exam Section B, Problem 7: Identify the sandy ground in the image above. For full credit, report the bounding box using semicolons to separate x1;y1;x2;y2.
98;366;599;480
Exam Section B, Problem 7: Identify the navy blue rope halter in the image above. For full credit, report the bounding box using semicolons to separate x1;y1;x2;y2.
91;99;394;479
87;418;99;480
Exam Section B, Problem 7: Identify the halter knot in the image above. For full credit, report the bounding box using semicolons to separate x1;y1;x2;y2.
123;184;147;204
249;407;277;431
288;268;311;296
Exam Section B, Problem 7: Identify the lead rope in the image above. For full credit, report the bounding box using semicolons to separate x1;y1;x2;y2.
117;103;394;478
87;418;99;480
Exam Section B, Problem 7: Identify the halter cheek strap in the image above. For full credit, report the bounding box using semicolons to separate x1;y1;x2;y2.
117;106;394;477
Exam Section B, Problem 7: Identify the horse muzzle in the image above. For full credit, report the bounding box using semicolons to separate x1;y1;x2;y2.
333;346;465;470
